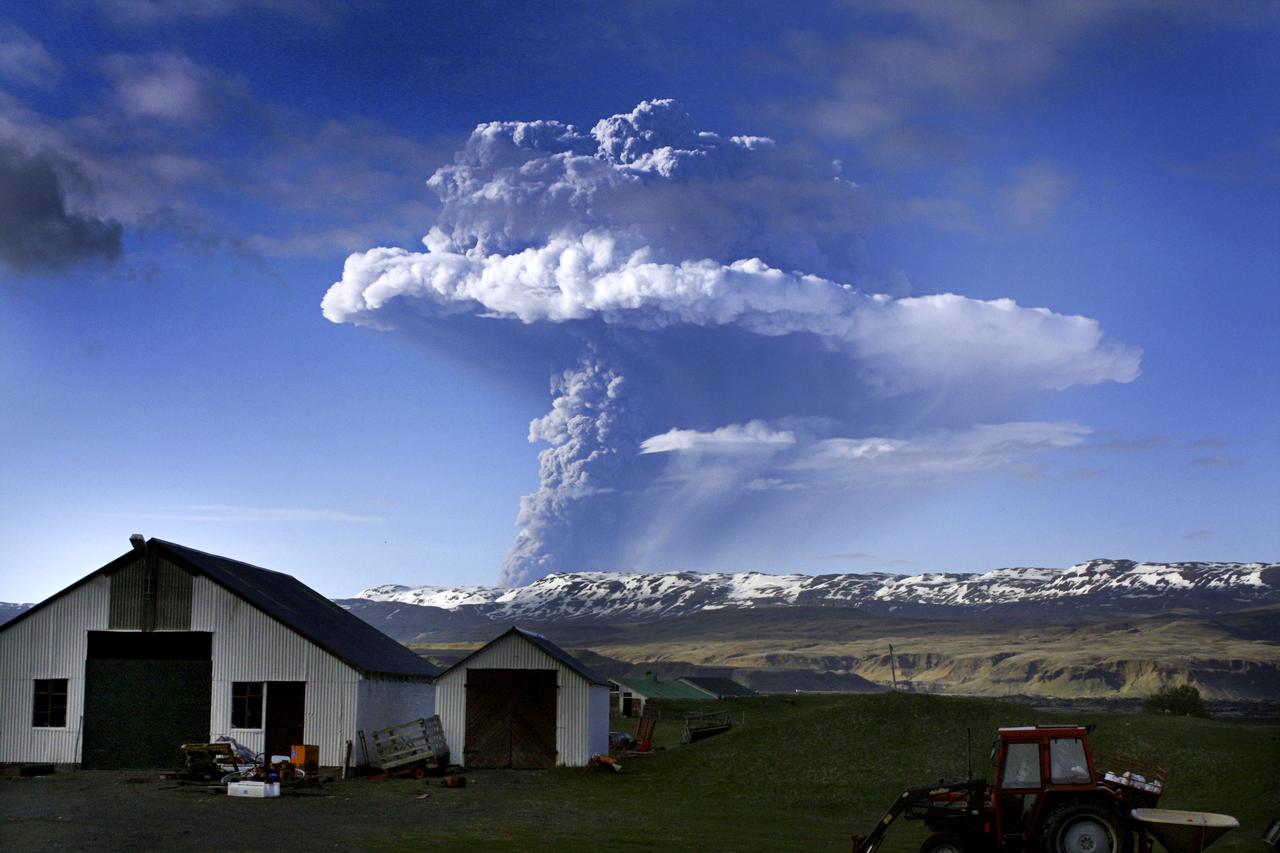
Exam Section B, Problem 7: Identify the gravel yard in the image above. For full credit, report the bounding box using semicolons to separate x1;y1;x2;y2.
0;768;548;852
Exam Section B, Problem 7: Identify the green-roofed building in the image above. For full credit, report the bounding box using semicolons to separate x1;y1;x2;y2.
609;674;710;717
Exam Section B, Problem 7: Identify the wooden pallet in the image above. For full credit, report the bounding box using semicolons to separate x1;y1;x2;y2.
681;710;732;744
370;715;450;774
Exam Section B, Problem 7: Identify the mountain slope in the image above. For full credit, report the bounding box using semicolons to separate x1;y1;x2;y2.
358;559;1280;622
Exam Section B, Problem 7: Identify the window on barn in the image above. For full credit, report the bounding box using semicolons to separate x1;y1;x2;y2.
231;681;264;728
33;679;68;727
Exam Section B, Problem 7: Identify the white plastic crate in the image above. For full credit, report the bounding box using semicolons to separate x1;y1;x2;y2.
227;781;280;798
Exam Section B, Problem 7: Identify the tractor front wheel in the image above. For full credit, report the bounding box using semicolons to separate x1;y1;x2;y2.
1040;803;1122;853
920;832;966;853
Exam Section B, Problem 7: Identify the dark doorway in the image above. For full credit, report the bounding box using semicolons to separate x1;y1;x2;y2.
464;669;557;769
82;631;212;769
264;681;306;759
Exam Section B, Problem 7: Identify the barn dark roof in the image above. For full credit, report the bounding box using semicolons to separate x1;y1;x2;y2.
443;626;609;686
678;676;758;698
0;538;438;680
153;540;439;679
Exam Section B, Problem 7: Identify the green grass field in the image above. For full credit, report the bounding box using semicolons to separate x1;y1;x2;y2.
366;693;1280;852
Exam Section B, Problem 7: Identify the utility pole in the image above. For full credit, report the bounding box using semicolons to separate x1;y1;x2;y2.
889;643;898;691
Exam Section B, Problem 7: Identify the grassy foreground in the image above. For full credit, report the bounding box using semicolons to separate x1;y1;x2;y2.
366;693;1279;852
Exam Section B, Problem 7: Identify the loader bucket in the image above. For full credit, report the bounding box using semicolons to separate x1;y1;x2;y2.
1131;809;1239;853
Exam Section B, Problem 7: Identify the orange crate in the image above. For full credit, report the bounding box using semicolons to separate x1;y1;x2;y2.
290;744;320;772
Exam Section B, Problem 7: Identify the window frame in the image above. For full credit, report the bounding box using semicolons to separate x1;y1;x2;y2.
231;681;264;729
1000;741;1043;790
32;678;68;728
1049;737;1092;784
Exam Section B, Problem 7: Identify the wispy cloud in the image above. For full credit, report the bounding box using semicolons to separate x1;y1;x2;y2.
92;0;345;26
100;52;248;124
641;421;796;455
1185;435;1230;449
0;22;61;90
1073;434;1167;453
794;1;1277;156
1183;529;1213;540
1190;453;1246;468
792;421;1090;485
812;551;914;567
103;505;387;523
0;52;455;273
896;195;985;235
1003;161;1073;229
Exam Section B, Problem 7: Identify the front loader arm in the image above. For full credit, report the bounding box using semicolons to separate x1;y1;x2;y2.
852;781;987;853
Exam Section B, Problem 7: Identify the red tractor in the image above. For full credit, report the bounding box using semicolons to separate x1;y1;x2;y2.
852;724;1236;853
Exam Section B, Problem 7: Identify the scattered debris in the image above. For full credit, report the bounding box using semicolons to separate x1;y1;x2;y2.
227;780;280;798
586;754;622;773
634;716;657;753
682;710;732;743
178;743;240;781
441;775;466;788
370;715;450;779
19;764;54;777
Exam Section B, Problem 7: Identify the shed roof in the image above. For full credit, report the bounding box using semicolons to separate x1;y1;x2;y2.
680;676;757;696
441;626;609;686
610;674;710;701
678;676;759;698
1;537;438;680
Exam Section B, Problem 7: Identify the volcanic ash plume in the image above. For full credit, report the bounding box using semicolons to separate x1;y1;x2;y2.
322;99;1141;585
499;357;628;586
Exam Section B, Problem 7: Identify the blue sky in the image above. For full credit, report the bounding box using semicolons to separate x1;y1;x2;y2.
1;1;1276;601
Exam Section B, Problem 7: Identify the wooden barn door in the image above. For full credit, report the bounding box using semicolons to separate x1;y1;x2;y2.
464;669;557;768
263;681;306;760
81;631;211;769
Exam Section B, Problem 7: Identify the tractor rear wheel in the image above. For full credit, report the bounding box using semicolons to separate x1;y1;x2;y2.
1040;802;1122;853
920;832;966;853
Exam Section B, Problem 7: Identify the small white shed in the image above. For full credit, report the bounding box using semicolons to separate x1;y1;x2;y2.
434;627;609;768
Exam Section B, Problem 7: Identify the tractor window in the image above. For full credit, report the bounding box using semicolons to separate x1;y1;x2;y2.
1050;737;1091;784
1001;742;1041;788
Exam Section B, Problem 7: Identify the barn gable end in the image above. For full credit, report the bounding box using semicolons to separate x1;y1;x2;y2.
0;538;437;769
434;628;609;768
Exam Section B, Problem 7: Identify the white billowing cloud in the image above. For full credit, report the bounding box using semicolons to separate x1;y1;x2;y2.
640;421;796;455
0;23;61;90
415;100;863;280
324;102;1138;397
324;100;1141;585
324;233;1139;394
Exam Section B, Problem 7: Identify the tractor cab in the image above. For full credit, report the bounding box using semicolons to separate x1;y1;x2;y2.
990;725;1108;851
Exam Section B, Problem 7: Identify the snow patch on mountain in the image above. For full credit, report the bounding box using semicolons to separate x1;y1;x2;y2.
355;560;1278;622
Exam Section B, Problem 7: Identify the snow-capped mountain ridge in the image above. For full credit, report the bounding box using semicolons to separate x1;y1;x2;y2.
357;559;1279;622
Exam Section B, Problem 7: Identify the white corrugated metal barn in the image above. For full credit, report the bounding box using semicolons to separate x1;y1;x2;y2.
0;537;438;768
434;627;609;768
